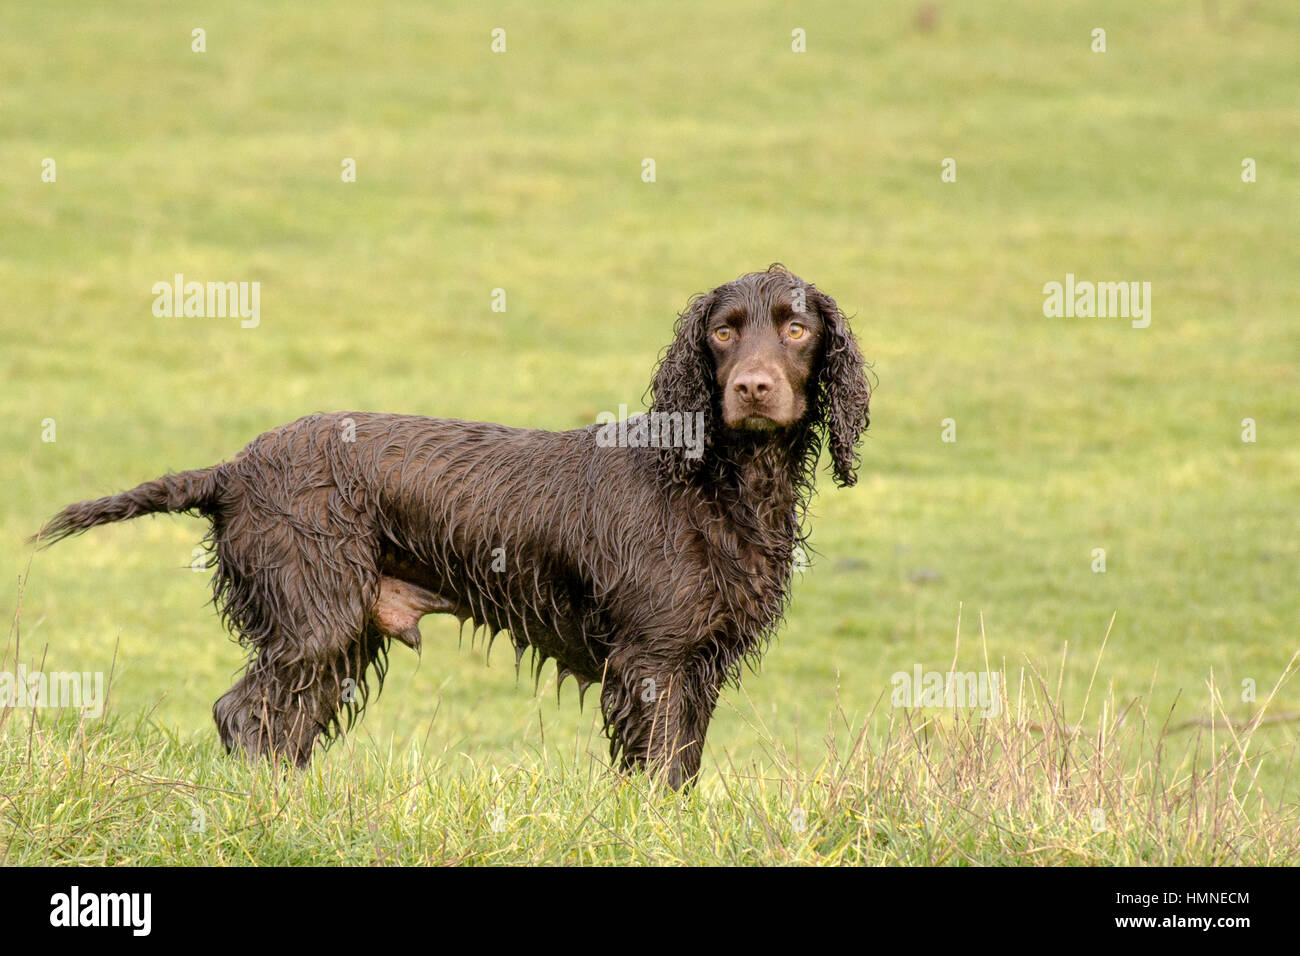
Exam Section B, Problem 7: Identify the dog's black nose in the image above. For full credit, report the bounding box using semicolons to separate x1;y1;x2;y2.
733;371;773;402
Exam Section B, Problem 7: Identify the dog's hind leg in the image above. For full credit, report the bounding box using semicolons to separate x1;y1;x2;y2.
213;623;388;767
209;497;389;766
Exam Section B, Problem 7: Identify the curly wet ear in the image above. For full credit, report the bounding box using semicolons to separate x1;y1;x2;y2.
648;290;717;481
811;289;870;487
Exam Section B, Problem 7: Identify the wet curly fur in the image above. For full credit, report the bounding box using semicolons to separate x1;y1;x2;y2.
34;265;870;787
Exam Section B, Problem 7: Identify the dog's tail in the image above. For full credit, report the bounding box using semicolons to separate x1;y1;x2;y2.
30;466;223;548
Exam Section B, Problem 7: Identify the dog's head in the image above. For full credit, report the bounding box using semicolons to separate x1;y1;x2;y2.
650;264;870;486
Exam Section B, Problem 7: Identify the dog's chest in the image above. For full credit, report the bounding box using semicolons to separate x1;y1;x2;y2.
689;504;794;650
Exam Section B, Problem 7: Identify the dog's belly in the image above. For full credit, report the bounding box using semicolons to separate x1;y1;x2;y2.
374;552;606;682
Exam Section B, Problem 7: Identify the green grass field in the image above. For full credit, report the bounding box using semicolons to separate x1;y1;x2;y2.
2;1;1297;865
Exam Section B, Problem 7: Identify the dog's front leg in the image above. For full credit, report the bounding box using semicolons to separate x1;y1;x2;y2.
601;653;722;789
667;665;723;787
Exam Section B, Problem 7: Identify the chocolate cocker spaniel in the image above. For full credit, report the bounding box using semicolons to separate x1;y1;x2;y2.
35;264;870;788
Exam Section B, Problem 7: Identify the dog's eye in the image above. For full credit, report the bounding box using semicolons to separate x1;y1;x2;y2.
713;328;732;343
786;322;806;340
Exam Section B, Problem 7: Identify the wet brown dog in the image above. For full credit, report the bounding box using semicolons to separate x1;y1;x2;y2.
34;265;870;788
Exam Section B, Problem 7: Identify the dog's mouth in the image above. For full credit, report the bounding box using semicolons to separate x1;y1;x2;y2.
734;413;786;432
721;384;804;433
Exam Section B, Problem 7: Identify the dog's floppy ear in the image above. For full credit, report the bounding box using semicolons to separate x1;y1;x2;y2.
647;289;718;481
809;287;870;487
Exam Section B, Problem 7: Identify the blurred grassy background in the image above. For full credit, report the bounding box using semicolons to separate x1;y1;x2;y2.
2;1;1296;793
